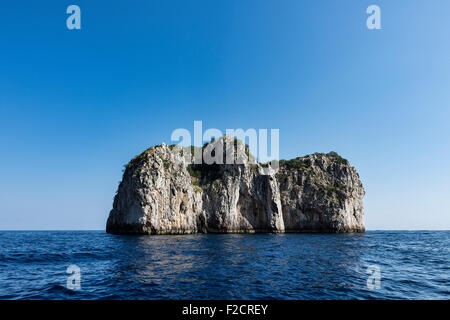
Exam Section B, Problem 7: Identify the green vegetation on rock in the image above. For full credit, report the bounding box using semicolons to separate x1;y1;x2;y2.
279;157;309;169
325;151;348;165
187;166;201;179
162;159;170;170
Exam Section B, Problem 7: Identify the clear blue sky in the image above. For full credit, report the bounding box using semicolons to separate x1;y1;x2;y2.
1;1;449;230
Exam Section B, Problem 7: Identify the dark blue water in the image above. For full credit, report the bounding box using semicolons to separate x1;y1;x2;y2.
0;231;448;299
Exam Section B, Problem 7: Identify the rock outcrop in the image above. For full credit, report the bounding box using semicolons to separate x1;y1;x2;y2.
106;136;365;235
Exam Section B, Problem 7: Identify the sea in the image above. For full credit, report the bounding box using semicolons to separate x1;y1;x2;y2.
0;231;448;300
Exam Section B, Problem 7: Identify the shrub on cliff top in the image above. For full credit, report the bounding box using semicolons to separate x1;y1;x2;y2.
326;151;348;165
279;157;309;170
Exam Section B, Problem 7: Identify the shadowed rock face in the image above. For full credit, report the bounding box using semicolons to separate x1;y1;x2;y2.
106;137;365;235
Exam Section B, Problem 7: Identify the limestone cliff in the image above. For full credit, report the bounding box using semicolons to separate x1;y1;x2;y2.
106;136;364;234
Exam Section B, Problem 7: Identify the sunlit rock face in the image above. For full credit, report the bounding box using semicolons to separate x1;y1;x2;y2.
277;153;365;233
106;137;365;235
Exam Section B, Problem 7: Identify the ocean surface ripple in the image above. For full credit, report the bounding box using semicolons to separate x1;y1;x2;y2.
0;231;448;299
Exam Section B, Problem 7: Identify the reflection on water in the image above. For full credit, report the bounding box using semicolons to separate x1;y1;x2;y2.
0;231;448;299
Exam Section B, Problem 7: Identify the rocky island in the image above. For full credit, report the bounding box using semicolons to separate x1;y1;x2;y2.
106;136;365;234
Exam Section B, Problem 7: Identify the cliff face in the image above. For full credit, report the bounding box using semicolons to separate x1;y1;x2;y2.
277;154;365;233
106;137;365;235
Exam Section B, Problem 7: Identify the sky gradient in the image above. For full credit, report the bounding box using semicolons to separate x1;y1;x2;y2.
1;0;449;230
